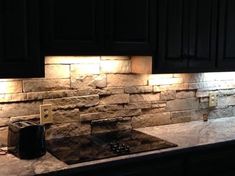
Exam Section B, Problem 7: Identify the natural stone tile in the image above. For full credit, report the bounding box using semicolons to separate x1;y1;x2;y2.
160;90;176;101
101;59;131;73
0;93;27;103
98;87;124;95
124;103;152;110
176;91;195;99
80;105;123;114
131;56;152;74
174;73;204;83
171;110;192;119
196;91;210;98
132;112;171;128
166;98;199;111
45;65;70;79
52;109;80;124
71;64;100;75
189;81;235;90
130;93;160;103
218;89;235;96
10;114;39;123
152;102;167;108
0;118;9;127
45;122;90;140
153;83;189;92
45;56;100;64
142;107;166;114
71;75;107;89
101;56;129;60
80;109;141;122
208;106;234;119
43;95;99;110
23;79;70;92
0;101;41;118
91;117;132;134
191;109;209;121
107;74;148;87
0;81;22;94
149;77;183;86
0;127;8;146
100;94;129;105
124;86;152;94
218;95;235;108
199;97;209;103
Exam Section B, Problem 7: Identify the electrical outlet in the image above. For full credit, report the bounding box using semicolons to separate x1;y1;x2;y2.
40;104;53;124
209;92;217;107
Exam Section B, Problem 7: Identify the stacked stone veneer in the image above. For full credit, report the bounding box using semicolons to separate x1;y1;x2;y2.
0;56;235;146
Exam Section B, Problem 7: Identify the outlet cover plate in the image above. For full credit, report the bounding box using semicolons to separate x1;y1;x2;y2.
40;104;53;124
209;92;217;107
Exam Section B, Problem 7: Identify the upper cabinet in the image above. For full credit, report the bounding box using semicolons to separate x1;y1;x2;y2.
218;0;235;70
0;0;43;78
155;0;218;73
42;0;156;55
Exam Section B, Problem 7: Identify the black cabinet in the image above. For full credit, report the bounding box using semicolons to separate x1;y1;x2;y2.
155;0;218;73
0;0;43;78
218;0;235;70
42;0;156;55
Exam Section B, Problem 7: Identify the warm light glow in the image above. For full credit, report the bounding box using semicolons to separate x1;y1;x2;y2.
45;56;100;64
0;81;22;94
148;74;184;85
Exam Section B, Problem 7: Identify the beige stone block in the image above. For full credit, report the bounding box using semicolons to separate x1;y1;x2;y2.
171;110;192;119
101;59;131;73
45;122;90;140
44;95;99;110
100;94;129;105
130;93;160;103
218;95;235;108
124;103;152;110
52;109;80;124
0;118;9;127
0;81;22;94
152;102;167;108
45;65;70;79
23;79;70;92
81;105;123;114
160;90;176;100
196;91;210;98
142;107;166;114
132;112;171;128
71;64;100;75
98;87;124;95
149;77;183;86
0;127;8;146
45;56;100;64
208;106;234;119
153;83;189;92
10;114;39;123
124;86;152;94
176;91;196;99
131;56;152;74
218;89;235;96
107;74;148;87
174;73;204;83
191;109;209;121
0;101;41;118
166;98;199;111
91;117;132;134
101;56;129;60
0;93;27;103
71;75;106;89
80;109;141;122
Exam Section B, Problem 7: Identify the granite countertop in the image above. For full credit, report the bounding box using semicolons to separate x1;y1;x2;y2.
2;116;235;176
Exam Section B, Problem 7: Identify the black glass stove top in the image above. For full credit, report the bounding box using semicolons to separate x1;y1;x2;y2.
46;130;177;165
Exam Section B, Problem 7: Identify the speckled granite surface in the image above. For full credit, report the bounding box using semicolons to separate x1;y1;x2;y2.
1;117;235;176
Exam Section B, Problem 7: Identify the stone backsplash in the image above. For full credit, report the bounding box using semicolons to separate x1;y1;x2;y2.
1;56;235;146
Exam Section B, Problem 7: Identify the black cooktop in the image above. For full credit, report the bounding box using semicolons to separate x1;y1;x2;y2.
46;130;177;165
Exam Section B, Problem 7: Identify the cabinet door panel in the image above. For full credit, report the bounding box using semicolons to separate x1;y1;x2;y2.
42;0;104;55
156;0;188;72
0;0;43;78
188;0;217;69
218;0;235;69
106;0;156;55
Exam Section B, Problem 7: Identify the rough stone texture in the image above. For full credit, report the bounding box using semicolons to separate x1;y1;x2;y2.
43;95;99;110
45;65;70;79
132;112;171;128
208;106;234;119
91;117;132;134
149;77;183;86
0;101;41;119
80;109;142;122
107;74;148;87
23;79;70;92
80;105;123;114
71;64;100;75
174;73;204;83
0;81;22;94
0;127;8;146
100;94;129;105
45;56;100;64
130;93;160;103
124;86;152;94
176;91;196;99
100;59;131;73
0;93;27;103
170;111;191;123
167;98;199;111
98;87;124;95
152;102;167;108
71;75;107;89
52;109;80;124
124;103;152;110
45;122;90;140
142;107;166;114
10;114;39;123
160;90;176;101
218;95;235;108
153;83;189;92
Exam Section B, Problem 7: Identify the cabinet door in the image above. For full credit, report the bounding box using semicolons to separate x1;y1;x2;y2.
218;0;235;70
105;0;156;55
156;0;189;73
0;0;43;78
42;0;104;55
188;0;217;70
